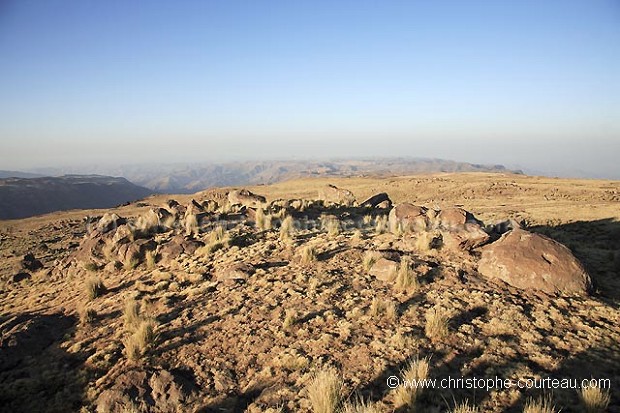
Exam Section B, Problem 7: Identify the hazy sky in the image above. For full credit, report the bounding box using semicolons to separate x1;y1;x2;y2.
1;1;619;177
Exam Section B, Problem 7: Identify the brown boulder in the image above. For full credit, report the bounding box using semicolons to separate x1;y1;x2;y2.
441;224;490;251
318;184;356;206
388;203;428;232
96;213;125;234
215;262;254;283
158;235;203;260
369;258;398;282
437;207;483;229
478;229;591;295
228;189;266;208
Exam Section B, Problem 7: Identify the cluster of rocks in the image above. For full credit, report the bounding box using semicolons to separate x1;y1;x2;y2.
64;183;593;296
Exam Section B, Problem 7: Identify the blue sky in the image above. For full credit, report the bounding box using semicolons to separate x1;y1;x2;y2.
1;0;619;177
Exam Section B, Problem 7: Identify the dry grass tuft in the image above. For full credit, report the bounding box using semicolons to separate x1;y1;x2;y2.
375;215;388;234
78;304;97;324
197;225;232;256
255;208;273;231
123;298;141;331
451;400;480;413
306;367;343;413
124;319;157;360
145;250;157;269
283;309;297;329
523;395;557;413
185;213;199;236
340;396;381;413
83;262;98;272
392;357;430;409
323;216;341;237
362;251;379;272
85;276;105;300
425;306;450;342
395;256;418;292
300;244;318;265
280;215;295;241
369;297;397;321
414;230;442;253
123;254;140;271
580;383;611;413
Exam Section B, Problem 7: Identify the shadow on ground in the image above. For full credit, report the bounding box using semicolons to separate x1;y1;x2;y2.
0;312;86;413
530;218;620;302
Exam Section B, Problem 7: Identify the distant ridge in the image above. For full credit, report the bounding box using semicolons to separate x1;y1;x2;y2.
35;157;521;194
0;170;45;179
0;175;154;220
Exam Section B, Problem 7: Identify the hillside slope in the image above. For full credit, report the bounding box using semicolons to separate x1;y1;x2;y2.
0;175;154;220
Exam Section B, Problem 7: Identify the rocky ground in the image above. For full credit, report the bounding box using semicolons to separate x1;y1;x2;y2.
0;173;618;413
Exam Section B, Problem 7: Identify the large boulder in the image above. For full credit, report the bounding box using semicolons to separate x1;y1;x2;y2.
214;262;254;283
437;207;483;229
318;184;356;206
96;213;126;234
369;258;398;282
228;189;266;208
388;203;428;232
441;224;490;251
478;229;591;295
158;235;203;261
436;207;489;251
361;193;392;209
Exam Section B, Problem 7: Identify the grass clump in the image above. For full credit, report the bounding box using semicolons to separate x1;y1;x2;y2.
414;230;442;253
255;208;273;230
300;244;318;265
451;400;480;413
197;225;232;256
369;297;397;321
124;319;158;361
85;276;105;300
123;254;140;271
425;306;450;342
580;383;610;413
362;251;379;272
341;396;381;413
375;215;388;234
123;298;142;331
280;215;295;242
145;250;157;269
323;216;341;237
185;213;199;236
83;262;99;272
78;304;97;324
283;309;297;330
523;395;557;413
392;357;430;409
306;367;343;413
395;256;418;292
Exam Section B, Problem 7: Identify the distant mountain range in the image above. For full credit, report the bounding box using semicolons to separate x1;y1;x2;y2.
0;175;153;220
25;158;523;194
0;170;45;179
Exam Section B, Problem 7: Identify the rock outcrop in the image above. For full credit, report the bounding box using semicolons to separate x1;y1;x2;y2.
436;207;489;251
318;184;356;206
478;229;592;295
228;189;266;208
388;203;428;232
